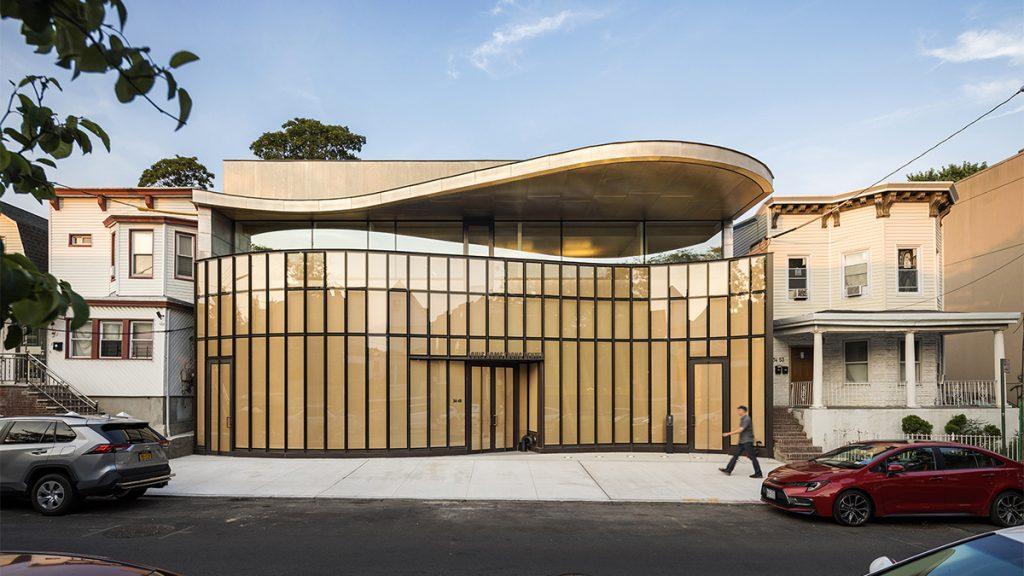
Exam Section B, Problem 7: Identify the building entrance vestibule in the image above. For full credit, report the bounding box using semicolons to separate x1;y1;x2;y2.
466;361;536;453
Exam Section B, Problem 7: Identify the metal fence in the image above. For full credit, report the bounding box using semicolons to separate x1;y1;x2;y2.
906;433;1021;461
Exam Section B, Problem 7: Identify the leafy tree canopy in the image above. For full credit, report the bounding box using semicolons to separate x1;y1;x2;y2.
907;161;988;182
138;155;213;188
0;0;198;348
250;117;366;160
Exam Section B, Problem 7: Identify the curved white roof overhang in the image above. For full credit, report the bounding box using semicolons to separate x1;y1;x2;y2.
195;141;774;222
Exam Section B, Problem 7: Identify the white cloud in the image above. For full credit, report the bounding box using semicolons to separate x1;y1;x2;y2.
924;28;1024;65
490;0;518;16
469;9;601;75
961;78;1023;101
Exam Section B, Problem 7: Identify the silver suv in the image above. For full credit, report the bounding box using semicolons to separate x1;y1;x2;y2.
0;414;173;515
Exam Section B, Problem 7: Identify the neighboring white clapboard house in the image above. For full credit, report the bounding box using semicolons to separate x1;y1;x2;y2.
735;181;1020;457
43;188;199;437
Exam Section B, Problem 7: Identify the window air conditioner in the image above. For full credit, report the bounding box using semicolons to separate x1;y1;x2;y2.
846;285;863;297
789;288;808;300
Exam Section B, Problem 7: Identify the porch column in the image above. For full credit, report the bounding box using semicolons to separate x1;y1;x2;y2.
905;331;918;408
811;330;824;408
721;219;734;258
994;330;1006;408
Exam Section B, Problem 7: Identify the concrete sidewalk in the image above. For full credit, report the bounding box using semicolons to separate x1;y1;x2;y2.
157;452;783;503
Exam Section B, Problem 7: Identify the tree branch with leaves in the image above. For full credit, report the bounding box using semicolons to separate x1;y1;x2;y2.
0;0;199;348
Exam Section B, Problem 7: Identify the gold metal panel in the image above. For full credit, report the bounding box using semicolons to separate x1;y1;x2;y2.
430;360;447;448
347;252;366;288
307;252;325;288
410;292;428;335
632;301;649;339
613;342;630;443
543;298;559;338
306;291;324;333
669;264;687;298
561;300;577;339
286;253;303;288
752;337;765;443
219;363;231;452
251;337;267;449
710;297;727;338
268;290;284;334
235;340;249;449
561;341;578;445
494;367;507;449
388;254;408;289
268;337;285;449
544;341;560;445
327;289;345;333
488;296;506;337
287;336;304;450
325;252;344;288
429;257;448;292
389;291;407;334
368;253;387;289
709;261;728;296
449;361;465;447
670;341;687;444
729;339;749;448
410;256;428;291
632;342;649;443
389;338;408;449
410;361;427;448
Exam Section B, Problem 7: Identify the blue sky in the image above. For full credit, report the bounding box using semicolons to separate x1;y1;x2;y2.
2;0;1022;218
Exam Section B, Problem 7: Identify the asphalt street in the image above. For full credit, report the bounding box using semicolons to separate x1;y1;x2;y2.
0;496;993;575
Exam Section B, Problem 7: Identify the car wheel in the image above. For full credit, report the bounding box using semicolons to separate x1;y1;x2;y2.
990;491;1024;527
31;473;77;516
114;487;148;501
833;490;872;527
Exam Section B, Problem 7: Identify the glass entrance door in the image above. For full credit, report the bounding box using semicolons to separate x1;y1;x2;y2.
689;359;725;452
469;365;517;452
206;358;232;454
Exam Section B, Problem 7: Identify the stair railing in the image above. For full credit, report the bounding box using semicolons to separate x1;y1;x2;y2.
0;353;99;413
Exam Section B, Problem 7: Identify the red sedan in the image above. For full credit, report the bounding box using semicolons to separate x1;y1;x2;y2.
761;441;1024;527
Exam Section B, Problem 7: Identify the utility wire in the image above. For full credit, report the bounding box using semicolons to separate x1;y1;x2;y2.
767;84;1024;245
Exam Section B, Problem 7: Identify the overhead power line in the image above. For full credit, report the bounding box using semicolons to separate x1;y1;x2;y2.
767;84;1024;244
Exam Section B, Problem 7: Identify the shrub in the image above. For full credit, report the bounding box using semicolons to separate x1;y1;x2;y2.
944;414;992;435
982;424;1002;437
944;414;968;434
901;415;933;435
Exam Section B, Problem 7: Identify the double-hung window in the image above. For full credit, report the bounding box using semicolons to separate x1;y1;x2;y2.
130;230;154;278
787;257;808;299
70;325;93;358
130;321;154;359
844;340;869;383
897;248;919;293
69;233;92;247
175;232;195;279
843;251;868;297
899;338;921;383
99;321;123;358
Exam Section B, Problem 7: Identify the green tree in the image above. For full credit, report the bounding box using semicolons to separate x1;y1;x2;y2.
250;117;366;160
907;161;988;182
0;0;198;348
138;155;213;188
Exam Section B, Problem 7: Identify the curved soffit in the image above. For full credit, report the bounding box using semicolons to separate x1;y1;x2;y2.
195;141;774;221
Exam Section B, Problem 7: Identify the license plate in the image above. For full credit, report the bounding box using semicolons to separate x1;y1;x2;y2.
764;488;776;500
138;452;153;462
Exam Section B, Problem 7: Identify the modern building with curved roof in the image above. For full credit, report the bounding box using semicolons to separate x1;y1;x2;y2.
192;141;775;457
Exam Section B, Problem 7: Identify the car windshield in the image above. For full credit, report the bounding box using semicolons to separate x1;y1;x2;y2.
879;533;1022;576
812;443;896;469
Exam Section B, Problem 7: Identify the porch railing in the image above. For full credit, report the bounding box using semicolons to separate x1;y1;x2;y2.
0;353;99;414
787;379;999;408
935;380;997;407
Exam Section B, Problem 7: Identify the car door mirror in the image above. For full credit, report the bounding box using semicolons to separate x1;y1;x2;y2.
868;556;894;573
886;463;904;476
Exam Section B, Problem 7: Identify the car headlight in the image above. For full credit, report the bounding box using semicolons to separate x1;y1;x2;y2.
805;480;830;492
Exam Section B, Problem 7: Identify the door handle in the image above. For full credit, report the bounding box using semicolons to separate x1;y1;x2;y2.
928;476;943;481
30;449;49;455
981;473;995;478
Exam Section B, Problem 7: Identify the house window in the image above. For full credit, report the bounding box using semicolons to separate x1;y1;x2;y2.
899;338;922;383
897;248;919;293
843;251;868;297
99;321;123;358
110;231;116;280
787;257;808;299
130;321;154;359
130;230;154;278
69;234;92;247
70;325;92;358
175;232;195;279
844;340;869;383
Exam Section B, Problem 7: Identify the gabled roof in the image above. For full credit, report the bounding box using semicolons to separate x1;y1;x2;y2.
0;201;48;272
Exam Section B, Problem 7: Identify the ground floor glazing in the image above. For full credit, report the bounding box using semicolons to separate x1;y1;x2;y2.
195;250;772;456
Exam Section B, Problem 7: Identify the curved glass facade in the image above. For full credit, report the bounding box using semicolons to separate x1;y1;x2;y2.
195;250;771;456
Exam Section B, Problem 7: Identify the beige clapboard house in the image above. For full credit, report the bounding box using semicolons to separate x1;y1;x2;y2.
736;181;1020;453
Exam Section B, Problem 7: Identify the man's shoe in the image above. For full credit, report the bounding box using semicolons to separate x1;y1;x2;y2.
750;473;764;478
719;468;731;475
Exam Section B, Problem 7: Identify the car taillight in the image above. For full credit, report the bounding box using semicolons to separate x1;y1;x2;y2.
159;439;169;447
88;443;130;454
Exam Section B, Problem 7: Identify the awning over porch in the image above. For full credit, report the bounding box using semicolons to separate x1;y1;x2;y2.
774;310;1021;410
774;310;1021;335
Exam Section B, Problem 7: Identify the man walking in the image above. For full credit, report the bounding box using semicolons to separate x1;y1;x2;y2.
719;405;763;478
